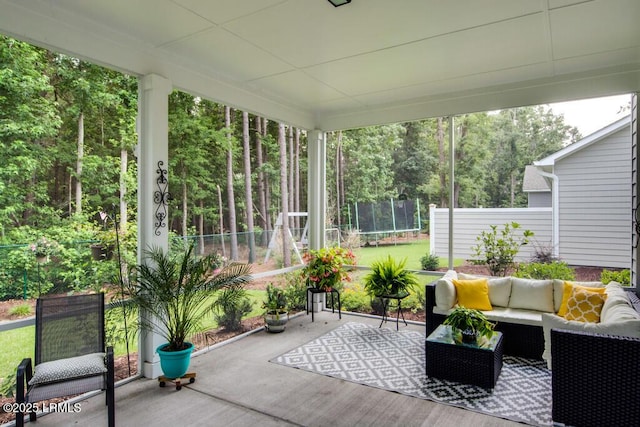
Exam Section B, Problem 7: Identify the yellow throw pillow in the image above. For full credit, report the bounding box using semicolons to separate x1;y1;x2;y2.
564;287;607;323
452;278;492;311
558;281;606;317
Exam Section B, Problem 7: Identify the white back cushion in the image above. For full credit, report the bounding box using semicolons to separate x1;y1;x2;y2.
435;270;457;310
553;279;603;313
457;273;511;308
509;278;554;313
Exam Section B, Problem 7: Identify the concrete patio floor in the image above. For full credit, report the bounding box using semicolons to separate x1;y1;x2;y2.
27;312;521;427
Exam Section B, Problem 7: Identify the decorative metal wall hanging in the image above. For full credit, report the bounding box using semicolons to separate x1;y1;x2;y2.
154;160;171;235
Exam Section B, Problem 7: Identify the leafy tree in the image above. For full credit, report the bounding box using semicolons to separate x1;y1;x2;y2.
393;121;437;202
241;111;256;262
0;36;60;229
452;114;492;208
337;125;402;206
485;106;576;207
225;106;239;260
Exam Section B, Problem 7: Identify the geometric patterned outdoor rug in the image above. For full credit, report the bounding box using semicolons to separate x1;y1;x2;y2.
270;322;552;426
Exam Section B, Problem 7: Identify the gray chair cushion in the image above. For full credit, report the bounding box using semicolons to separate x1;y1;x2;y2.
29;352;106;386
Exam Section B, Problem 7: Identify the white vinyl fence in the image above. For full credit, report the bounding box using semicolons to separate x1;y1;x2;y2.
429;206;553;262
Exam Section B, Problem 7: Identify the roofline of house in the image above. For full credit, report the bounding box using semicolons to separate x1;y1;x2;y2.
534;114;631;167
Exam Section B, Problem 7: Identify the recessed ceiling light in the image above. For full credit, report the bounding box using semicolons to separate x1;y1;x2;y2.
328;0;351;7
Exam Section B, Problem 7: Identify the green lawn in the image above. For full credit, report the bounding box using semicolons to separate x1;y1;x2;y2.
351;237;463;270
0;289;267;385
0;326;34;385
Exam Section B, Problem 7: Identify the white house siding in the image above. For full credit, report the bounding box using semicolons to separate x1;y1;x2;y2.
430;207;552;262
555;127;631;268
528;192;552;208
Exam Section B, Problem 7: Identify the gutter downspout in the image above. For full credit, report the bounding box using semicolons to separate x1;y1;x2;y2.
536;169;559;259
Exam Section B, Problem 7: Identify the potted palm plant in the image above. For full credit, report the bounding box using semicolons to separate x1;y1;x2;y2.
263;283;288;333
126;244;252;379
443;306;495;345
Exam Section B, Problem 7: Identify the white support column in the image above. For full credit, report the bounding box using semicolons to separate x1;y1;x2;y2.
308;130;326;251
448;116;455;270
137;73;172;379
307;130;326;312
429;204;436;255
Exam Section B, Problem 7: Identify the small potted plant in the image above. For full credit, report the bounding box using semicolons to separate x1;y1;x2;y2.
263;283;288;333
363;256;419;297
443;306;495;345
91;229;118;261
302;246;356;291
31;237;55;263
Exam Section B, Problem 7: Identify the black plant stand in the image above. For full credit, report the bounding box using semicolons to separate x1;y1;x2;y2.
306;288;341;322
378;292;409;330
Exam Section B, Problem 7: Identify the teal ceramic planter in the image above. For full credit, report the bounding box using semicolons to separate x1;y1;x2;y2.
156;342;194;379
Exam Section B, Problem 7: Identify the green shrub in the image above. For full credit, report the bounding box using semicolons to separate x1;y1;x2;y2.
0;220;139;300
601;269;631;286
514;261;575;281
370;297;385;316
0;368;16;398
283;271;307;311
471;222;533;277
105;301;138;350
341;283;372;312
214;287;253;332
386;288;424;314
8;304;31;317
420;253;440;271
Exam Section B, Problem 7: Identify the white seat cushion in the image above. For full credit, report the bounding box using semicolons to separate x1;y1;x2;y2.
433;306;543;327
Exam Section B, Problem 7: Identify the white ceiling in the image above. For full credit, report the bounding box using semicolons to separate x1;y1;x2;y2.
1;0;638;131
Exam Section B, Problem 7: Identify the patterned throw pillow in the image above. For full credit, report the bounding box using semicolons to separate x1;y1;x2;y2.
29;352;106;386
452;278;492;310
564;287;607;323
557;281;606;317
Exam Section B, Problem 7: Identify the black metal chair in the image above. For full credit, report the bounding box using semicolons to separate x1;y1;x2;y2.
15;293;115;427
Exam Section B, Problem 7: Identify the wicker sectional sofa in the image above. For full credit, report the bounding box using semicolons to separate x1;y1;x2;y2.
425;270;640;362
425;270;640;426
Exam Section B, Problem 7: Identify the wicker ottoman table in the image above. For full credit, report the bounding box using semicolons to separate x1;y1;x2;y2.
425;324;504;389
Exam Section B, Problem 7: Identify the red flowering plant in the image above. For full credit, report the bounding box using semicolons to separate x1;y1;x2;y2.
302;246;356;291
